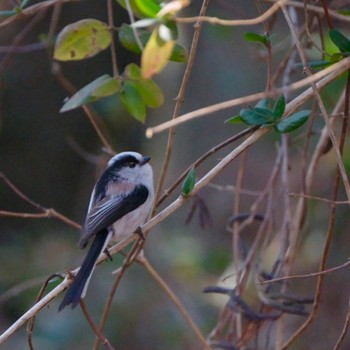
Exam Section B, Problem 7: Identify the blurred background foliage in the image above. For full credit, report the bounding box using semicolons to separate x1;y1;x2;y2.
1;1;350;349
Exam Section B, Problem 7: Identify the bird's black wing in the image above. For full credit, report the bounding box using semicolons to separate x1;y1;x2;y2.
78;184;149;249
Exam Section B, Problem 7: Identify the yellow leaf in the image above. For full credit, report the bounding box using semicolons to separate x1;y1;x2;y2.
141;28;175;79
54;19;111;61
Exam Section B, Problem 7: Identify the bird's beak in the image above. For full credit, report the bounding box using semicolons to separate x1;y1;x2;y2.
140;156;151;166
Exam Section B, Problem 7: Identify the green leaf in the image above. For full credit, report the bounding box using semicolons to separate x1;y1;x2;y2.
225;115;244;124
244;32;268;46
255;98;270;109
272;95;286;120
125;63;164;107
337;9;350;16
141;27;175;78
134;0;161;17
182;168;196;196
329;29;350;53
330;52;344;63
240;107;274;125
61;75;120;112
118;24;187;62
54;19;112;61
296;60;332;69
275;110;311;133
120;82;146;122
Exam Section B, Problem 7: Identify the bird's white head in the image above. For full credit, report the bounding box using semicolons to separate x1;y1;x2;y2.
107;151;153;189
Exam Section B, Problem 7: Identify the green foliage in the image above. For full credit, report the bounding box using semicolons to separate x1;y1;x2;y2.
305;29;350;69
182;168;196;197
54;19;112;61
125;63;164;108
60;64;164;122
60;75;121;112
275;110;311;133
329;29;350;53
243;32;269;46
118;24;187;63
120;82;146;122
227;95;310;134
272;95;286;120
55;0;188;121
141;25;176;79
0;0;30;17
116;0;161;18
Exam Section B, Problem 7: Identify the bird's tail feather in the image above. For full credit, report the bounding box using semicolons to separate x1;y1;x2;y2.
58;229;109;311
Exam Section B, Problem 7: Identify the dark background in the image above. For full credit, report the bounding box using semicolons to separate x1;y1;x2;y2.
1;1;350;349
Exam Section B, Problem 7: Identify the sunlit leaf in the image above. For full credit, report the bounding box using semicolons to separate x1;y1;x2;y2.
330;52;344;63
225;115;244;124
329;29;350;53
182;168;196;196
141;27;175;79
119;24;187;62
244;32;268;46
272;95;286;120
125;63;164;107
116;0;146;18
54;19;111;61
275;110;310;133
134;0;161;17
61;75;120;112
120;82;146;122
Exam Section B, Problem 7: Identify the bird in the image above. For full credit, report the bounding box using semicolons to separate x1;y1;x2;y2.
58;151;154;311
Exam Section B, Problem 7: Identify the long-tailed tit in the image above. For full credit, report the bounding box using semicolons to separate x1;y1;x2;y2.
59;151;154;311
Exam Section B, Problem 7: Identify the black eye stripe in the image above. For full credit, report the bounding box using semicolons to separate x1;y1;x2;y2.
108;155;139;171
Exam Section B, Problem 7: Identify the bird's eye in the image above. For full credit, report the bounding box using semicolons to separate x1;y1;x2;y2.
129;162;136;168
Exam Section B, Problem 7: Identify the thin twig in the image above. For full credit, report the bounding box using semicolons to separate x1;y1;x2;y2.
125;0;144;51
280;6;350;347
0;0;80;29
329;73;350;350
266;0;350;23
157;126;259;206
79;300;115;350
27;274;65;350
289;193;350;205
107;0;119;77
0;173;81;229
152;0;211;213
139;256;211;350
92;239;143;350
260;259;350;284
175;0;287;26
53;70;115;154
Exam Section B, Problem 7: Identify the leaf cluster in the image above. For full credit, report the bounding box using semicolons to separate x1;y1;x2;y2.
53;0;189;122
227;96;311;134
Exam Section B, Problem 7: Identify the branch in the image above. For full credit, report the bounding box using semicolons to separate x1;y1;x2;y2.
175;0;287;26
0;0;80;29
146;56;350;137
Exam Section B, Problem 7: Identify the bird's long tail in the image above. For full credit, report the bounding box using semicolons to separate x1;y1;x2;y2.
58;229;110;311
